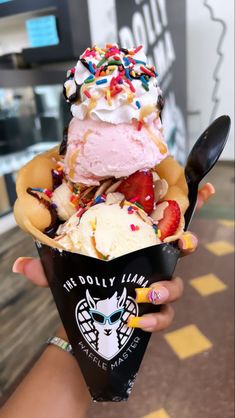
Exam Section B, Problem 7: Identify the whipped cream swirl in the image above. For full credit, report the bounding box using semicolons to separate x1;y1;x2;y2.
63;45;163;125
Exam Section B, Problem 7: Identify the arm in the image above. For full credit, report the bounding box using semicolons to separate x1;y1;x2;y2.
0;327;91;418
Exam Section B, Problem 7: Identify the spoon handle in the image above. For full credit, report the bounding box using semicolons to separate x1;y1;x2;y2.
184;182;199;230
184;115;231;230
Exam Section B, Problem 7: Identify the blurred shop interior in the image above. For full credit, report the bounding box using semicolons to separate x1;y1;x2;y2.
0;1;234;417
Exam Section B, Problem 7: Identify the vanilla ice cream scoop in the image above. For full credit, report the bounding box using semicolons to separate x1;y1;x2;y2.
55;194;160;259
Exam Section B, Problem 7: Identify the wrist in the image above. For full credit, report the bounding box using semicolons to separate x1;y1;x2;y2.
55;325;68;341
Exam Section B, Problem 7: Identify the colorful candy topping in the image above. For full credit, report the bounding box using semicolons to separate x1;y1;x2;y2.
130;224;140;232
63;44;163;128
29;187;53;198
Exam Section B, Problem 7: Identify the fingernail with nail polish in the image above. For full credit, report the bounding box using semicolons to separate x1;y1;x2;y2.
128;315;157;329
135;286;169;304
149;287;169;304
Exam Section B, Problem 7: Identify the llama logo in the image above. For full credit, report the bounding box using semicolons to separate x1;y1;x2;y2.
75;288;138;360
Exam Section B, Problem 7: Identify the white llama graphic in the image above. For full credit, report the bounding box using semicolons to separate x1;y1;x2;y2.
86;288;126;360
75;288;138;360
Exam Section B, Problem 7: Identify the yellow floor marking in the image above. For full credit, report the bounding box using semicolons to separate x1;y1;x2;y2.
164;325;212;360
205;240;235;256
218;219;235;227
142;409;170;418
190;273;228;296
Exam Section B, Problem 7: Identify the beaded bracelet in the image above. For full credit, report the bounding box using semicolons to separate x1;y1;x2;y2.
47;336;73;355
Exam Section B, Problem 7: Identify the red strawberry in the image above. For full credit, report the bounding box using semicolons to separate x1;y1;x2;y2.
117;170;154;214
157;200;181;240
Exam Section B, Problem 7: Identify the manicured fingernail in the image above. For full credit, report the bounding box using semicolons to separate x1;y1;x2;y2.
12;257;32;274
135;286;169;304
128;315;157;329
178;232;198;251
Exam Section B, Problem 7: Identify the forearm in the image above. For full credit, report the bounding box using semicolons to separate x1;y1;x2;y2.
1;336;91;418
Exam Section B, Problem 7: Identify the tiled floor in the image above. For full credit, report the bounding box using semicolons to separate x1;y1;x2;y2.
0;162;234;417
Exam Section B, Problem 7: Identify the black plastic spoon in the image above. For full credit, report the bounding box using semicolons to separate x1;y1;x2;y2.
184;115;231;229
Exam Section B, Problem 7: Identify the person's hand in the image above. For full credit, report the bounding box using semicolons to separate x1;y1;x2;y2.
127;277;184;332
13;258;183;334
196;182;215;210
13;257;49;287
176;182;215;254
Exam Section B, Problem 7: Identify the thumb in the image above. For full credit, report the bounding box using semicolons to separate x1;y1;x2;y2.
13;257;48;287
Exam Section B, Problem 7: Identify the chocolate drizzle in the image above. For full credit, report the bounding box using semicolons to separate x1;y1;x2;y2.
80;58;90;70
27;188;59;238
157;95;164;112
120;48;129;54
63;81;81;104
51;169;63;190
66;68;75;80
59;126;68;156
157;95;164;121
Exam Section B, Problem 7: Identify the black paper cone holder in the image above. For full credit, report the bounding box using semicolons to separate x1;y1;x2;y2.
36;242;180;401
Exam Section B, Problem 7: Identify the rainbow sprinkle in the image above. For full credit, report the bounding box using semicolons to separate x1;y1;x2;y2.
84;75;95;83
84;90;91;99
96;78;108;85
128;206;135;214
64;44;160;130
137;120;143;131
30;187;52;198
129;196;140;203
130;224;140;231
97;56;106;68
88;61;96;74
94;194;106;204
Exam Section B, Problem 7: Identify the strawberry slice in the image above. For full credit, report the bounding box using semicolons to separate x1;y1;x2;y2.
157;200;181;240
117;170;154;214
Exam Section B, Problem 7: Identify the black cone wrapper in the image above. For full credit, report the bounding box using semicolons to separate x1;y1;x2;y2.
36;242;180;401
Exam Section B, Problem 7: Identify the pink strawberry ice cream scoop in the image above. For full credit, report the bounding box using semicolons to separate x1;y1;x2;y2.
64;117;168;186
62;44;169;186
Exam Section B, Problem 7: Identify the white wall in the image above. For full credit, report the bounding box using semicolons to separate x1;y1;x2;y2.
187;0;234;159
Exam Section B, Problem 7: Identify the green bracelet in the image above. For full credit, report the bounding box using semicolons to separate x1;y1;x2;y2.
47;336;73;355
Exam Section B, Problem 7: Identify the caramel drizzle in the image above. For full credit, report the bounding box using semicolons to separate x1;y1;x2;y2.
68;148;80;179
139;105;167;154
90;236;108;260
144;125;168;154
88;98;97;113
68;129;92;180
